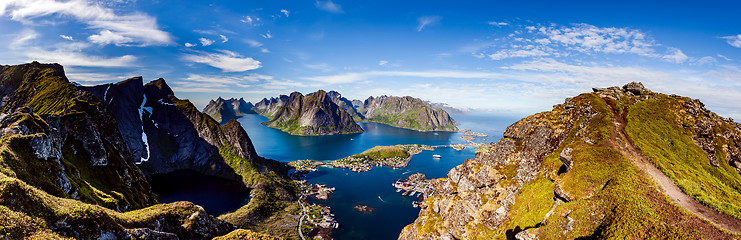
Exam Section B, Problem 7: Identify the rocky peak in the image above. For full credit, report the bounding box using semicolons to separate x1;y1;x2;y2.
259;90;364;135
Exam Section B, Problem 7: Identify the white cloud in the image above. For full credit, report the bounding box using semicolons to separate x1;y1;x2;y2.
721;34;741;48
59;34;73;41
89;29;133;45
199;38;214;46
241;16;254;24
29;49;137;67
262;32;272;39
501;58;741;118
219;34;228;43
417;16;441;32
280;9;289;17
0;0;172;46
717;54;732;61
260;48;270;53
65;70;126;83
315;0;343;13
487;21;508;26
478;23;702;64
379;60;388;66
10;28;137;67
184;42;196;47
305;70;504;84
182;50;262;72
244;39;263;47
305;63;334;72
694;56;717;66
663;47;690;63
10;28;39;48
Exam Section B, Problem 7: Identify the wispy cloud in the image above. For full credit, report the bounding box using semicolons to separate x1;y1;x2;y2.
0;0;172;46
305;63;335;72
10;28;137;67
378;60;388;66
478;23;702;65
199;38;214;46
662;47;690;63
244;39;263;47
262;32;272;39
487;21;508;26
280;9;290;17
59;34;74;41
182;50;261;72
305;70;504;84
721;34;741;48
315;0;343;14
184;42;196;47
219;35;228;43
417;16;441;32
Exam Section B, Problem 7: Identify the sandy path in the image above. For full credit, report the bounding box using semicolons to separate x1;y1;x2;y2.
606;99;741;234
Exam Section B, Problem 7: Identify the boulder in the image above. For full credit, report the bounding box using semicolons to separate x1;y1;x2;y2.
623;82;648;95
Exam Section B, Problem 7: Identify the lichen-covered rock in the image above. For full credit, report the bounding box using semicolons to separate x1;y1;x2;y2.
400;82;738;239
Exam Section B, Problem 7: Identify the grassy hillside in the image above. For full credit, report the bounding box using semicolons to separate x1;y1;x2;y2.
400;85;738;239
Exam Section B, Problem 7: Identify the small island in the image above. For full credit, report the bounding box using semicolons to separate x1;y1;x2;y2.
353;205;376;213
290;144;452;172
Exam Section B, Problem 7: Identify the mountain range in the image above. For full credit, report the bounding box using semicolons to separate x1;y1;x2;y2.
204;90;459;135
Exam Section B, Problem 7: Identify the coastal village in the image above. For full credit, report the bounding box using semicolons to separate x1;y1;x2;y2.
289;144;466;173
393;173;434;207
296;180;339;240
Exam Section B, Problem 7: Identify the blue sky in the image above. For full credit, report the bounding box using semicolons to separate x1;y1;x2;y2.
2;0;741;118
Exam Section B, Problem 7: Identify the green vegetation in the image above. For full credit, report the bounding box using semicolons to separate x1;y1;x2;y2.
626;96;741;219
0;174;230;239
213;229;284;240
350;145;410;160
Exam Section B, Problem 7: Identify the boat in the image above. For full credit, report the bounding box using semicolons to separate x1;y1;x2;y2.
432;154;442;158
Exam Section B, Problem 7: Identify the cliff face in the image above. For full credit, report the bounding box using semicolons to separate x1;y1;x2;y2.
356;95;458;131
258;90;364;135
399;82;741;239
0;63;298;239
327;90;362;120
204;97;256;124
253;95;290;119
0;62;155;211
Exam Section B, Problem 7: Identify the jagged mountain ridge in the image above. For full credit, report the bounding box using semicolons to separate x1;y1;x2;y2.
204;97;256;124
253;90;364;135
340;93;458;132
0;62;298;239
399;82;741;239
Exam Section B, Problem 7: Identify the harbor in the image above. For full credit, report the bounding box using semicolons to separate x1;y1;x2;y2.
393;173;434;206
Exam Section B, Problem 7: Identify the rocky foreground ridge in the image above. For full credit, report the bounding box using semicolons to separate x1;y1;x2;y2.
399;82;741;239
0;62;298;239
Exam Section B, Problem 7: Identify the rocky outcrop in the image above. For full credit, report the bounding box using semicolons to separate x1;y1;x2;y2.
356;95;458;131
0;62;297;239
399;82;738;239
0;62;155;211
258;90;364;135
204;97;256;124
0;175;233;240
327;90;362;119
253;95;290;119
